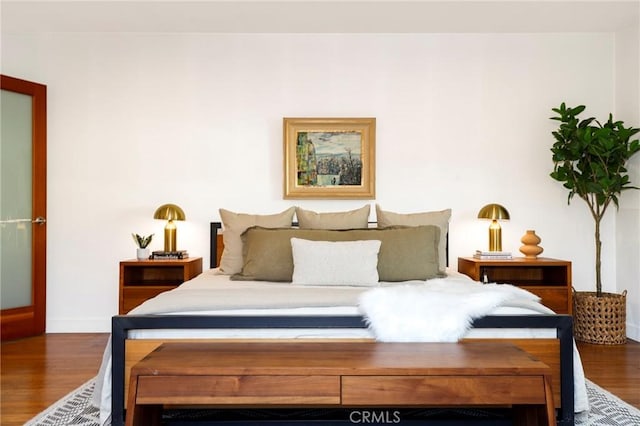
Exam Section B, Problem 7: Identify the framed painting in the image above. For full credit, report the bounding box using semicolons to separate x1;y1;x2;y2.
283;117;376;199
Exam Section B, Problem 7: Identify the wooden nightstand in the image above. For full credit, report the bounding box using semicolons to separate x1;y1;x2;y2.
457;257;572;314
119;257;203;314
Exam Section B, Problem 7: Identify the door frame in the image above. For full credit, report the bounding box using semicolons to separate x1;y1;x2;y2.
1;75;47;340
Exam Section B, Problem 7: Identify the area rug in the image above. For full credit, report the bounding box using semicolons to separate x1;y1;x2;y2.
25;378;640;425
24;378;99;426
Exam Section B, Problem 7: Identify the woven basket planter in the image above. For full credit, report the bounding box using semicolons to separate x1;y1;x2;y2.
573;290;627;345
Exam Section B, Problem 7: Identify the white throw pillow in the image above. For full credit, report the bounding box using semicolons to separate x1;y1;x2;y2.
291;238;381;286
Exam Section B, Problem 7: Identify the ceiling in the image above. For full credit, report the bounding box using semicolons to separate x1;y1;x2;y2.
2;0;639;33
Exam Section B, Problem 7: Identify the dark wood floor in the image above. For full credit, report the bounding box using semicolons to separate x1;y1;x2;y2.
1;333;639;425
1;333;109;426
576;338;640;408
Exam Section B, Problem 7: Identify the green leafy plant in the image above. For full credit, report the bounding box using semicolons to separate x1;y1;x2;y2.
132;233;153;249
550;102;640;296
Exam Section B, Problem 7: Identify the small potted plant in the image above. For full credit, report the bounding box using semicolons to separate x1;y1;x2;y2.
550;102;640;344
132;233;153;260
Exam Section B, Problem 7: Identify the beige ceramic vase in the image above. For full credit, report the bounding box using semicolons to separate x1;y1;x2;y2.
519;230;543;258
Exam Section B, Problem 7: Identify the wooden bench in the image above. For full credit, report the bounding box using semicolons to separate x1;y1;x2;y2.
126;341;556;426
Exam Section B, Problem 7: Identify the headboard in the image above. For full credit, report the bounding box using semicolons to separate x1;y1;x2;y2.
209;221;449;269
210;222;223;268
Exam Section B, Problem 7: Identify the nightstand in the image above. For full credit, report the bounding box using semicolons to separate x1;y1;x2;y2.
119;257;203;314
457;257;572;314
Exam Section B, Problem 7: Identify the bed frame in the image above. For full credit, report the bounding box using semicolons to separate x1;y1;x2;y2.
110;222;575;426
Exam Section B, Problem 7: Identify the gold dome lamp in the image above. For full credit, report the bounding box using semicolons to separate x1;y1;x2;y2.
153;203;185;252
477;203;510;252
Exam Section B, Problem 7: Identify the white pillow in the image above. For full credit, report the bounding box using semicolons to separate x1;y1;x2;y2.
291;238;381;286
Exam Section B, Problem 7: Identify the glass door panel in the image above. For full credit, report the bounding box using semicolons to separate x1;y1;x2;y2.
1;74;47;341
1;89;33;309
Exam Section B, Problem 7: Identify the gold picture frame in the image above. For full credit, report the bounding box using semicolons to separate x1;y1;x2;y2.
283;117;376;199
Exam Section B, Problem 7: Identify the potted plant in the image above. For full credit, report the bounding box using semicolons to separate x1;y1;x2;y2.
132;233;153;260
550;102;640;344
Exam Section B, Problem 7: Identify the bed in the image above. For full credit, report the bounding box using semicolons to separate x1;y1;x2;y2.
98;206;587;426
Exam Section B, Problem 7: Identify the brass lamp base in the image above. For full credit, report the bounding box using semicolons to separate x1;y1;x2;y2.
488;220;502;252
164;220;178;252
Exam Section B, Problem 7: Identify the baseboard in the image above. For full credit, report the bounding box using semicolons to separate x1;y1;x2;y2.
46;317;111;333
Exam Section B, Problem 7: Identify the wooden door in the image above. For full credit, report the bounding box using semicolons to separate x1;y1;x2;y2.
0;75;47;340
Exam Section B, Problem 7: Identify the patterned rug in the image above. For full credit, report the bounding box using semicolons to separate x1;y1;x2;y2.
25;378;640;425
576;381;640;426
25;378;99;426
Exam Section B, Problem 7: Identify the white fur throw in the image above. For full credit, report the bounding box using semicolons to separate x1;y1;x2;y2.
358;278;540;342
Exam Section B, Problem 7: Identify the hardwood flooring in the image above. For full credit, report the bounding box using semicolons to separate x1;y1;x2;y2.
576;339;640;408
0;334;638;426
1;333;109;426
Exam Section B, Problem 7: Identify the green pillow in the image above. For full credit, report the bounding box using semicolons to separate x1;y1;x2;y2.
231;225;442;282
376;204;451;274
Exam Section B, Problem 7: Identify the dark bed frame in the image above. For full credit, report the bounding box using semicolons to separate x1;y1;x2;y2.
110;222;575;426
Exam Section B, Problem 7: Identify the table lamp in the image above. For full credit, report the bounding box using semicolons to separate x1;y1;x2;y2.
477;203;510;251
153;203;185;252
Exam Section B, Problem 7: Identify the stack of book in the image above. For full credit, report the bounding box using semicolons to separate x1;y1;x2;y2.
473;250;512;260
151;250;189;260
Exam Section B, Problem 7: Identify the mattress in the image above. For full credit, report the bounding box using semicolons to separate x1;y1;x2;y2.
125;268;559;340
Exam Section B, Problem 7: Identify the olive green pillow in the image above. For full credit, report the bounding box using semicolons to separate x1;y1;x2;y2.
231;225;442;282
218;207;295;275
376;204;451;274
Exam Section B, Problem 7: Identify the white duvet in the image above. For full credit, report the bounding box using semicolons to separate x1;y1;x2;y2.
94;269;588;425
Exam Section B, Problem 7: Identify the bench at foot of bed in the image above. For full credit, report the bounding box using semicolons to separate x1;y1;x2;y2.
126;341;555;426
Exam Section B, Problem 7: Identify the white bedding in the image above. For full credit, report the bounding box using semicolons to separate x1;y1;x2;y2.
95;268;588;425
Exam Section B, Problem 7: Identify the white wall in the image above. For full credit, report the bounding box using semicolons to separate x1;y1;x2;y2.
616;22;640;341
2;31;638;337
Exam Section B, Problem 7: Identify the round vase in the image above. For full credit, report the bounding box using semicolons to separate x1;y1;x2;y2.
136;248;150;260
519;230;543;258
